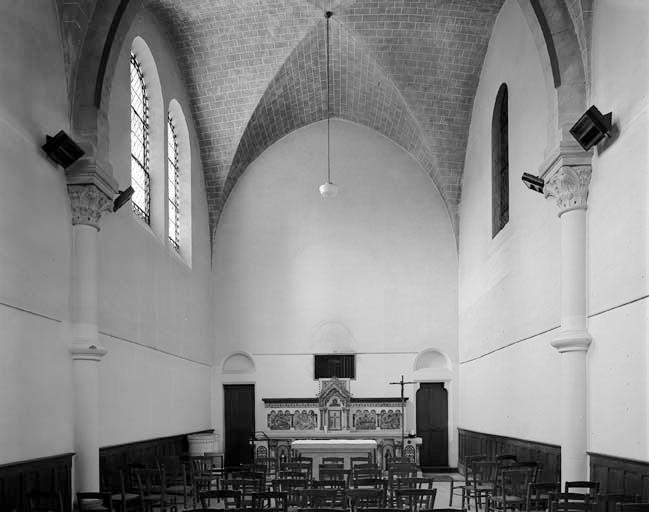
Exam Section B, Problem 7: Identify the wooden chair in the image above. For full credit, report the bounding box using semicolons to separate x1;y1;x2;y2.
134;467;177;512
297;489;346;509
353;467;382;480
108;469;142;512
251;491;288;512
281;461;312;480
487;464;538;512
77;492;114;512
393;488;437;512
466;460;498;512
526;482;561;512
225;478;264;509
346;488;386;511
320;468;351;488
272;478;310;507
159;456;193;507
26;490;64;512
199;489;242;509
450;455;487;508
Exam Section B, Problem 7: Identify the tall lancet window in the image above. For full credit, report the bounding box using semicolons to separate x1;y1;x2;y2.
130;52;150;224
492;83;509;237
167;114;180;250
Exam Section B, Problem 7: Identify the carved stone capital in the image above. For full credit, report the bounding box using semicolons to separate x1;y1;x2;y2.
67;184;113;229
543;165;592;215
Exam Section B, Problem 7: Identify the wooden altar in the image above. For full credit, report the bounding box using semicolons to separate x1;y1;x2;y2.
256;378;421;468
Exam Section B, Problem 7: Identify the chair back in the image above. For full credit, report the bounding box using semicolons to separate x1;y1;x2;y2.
527;482;561;512
393;488;437;512
346;488;386;511
320;468;351;487
497;465;537;501
251;491;288;512
471;460;498;487
298;489;346;509
352;477;387;490
272;478;310;506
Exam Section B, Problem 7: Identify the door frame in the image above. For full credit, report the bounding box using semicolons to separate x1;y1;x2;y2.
414;378;455;469
222;382;256;467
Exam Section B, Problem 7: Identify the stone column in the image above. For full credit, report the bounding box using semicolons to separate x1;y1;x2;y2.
543;161;592;484
68;183;113;492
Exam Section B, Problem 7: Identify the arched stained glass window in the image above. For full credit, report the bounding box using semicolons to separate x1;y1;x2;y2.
130;52;150;224
167;114;180;250
492;83;509;237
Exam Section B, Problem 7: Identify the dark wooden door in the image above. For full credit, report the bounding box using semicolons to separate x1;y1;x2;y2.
416;382;448;469
224;384;255;466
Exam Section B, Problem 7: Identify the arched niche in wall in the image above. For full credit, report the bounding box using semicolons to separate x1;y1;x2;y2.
221;351;256;374
167;99;193;265
130;35;164;237
412;348;452;381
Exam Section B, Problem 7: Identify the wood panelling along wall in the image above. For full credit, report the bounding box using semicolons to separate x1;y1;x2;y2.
458;428;561;482
0;453;73;512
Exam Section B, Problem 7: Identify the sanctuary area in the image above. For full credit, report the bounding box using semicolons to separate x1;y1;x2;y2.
1;1;648;511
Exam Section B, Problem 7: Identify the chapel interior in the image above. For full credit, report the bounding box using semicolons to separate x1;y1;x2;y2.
1;1;648;511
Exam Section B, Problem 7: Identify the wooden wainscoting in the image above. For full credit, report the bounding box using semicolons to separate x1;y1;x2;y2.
0;452;74;512
590;452;649;499
100;429;213;490
458;428;561;482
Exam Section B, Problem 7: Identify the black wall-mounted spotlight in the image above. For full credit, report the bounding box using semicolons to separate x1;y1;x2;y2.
522;172;545;194
569;105;613;151
113;186;134;212
42;130;85;168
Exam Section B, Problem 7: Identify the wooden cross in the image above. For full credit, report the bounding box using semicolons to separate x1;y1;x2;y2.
389;375;417;456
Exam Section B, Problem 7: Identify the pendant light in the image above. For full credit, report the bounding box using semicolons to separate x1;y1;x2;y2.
319;10;339;199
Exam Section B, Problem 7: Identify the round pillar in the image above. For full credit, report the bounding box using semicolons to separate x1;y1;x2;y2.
67;184;112;492
544;164;592;485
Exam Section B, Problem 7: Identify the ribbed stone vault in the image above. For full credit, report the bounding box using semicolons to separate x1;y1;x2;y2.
70;0;507;240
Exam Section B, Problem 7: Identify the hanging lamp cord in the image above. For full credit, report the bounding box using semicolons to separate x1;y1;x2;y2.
326;11;332;184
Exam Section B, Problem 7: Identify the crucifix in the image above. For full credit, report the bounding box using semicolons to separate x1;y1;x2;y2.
389;375;417;457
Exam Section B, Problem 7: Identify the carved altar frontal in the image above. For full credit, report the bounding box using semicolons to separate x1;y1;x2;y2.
259;378;412;468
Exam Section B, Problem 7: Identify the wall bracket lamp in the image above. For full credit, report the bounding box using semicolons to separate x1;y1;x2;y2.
113;186;134;212
42;130;85;168
569;105;613;151
521;172;545;194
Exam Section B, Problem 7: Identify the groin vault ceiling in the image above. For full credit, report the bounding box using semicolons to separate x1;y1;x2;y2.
62;0;509;238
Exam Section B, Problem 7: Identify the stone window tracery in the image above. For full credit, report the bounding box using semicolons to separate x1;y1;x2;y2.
130;52;150;224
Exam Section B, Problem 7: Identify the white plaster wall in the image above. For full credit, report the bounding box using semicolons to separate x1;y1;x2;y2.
0;2;75;463
458;0;562;443
213;120;459;463
587;0;649;459
100;8;213;446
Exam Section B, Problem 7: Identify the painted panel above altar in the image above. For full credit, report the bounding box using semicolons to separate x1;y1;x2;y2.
262;377;406;436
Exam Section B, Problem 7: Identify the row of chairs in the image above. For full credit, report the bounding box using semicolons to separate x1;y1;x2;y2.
451;454;649;512
194;487;437;511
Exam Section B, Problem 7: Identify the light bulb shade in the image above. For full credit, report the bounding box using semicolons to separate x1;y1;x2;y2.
319;181;338;198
